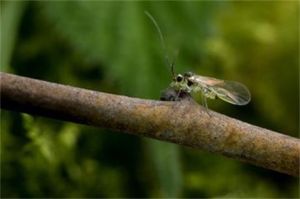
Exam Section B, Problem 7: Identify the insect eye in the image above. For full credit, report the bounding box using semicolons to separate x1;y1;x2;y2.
176;75;183;82
187;80;193;87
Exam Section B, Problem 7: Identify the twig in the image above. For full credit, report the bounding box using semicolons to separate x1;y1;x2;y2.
0;72;299;177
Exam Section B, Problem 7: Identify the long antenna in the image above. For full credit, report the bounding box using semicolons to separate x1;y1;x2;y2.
144;11;175;78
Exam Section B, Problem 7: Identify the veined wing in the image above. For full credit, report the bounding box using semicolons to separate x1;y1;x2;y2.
210;80;251;105
188;75;224;86
190;75;251;105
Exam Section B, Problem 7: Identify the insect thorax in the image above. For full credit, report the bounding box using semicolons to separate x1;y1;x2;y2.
170;76;217;100
170;80;192;92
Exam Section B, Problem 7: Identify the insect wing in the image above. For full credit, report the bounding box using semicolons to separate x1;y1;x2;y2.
210;80;251;105
188;75;223;86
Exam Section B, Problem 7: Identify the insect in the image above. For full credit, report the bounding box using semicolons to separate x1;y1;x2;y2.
145;11;251;112
170;72;251;109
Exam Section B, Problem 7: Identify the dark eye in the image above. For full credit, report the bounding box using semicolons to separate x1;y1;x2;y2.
187;80;193;87
176;75;183;82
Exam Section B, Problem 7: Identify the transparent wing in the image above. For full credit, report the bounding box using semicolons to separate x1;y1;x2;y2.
188;75;251;105
209;80;251;105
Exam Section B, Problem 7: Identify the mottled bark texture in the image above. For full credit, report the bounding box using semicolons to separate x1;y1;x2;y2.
1;72;299;176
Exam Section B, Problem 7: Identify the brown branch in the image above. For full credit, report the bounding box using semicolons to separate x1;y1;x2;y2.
0;72;299;177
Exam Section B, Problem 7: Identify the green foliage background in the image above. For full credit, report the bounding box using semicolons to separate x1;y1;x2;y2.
1;1;299;198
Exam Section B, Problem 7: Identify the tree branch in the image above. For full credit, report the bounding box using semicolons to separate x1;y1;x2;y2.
1;72;299;177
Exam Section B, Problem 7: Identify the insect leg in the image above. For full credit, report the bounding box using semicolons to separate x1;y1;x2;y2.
175;89;182;101
201;92;211;116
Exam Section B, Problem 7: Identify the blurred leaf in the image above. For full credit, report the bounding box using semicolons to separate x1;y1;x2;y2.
0;1;26;71
146;140;182;197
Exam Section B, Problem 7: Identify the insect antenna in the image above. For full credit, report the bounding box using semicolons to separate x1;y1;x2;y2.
170;48;180;77
144;11;175;78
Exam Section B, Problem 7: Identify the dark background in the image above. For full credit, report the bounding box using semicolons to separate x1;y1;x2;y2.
1;1;299;198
